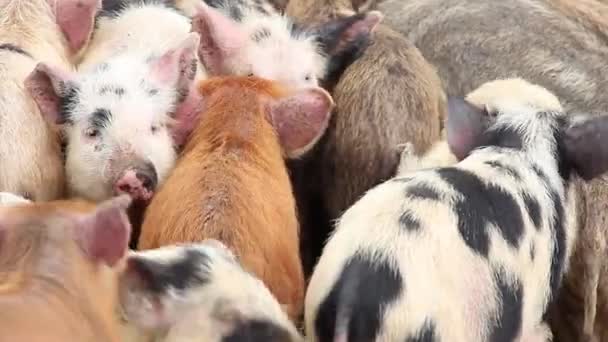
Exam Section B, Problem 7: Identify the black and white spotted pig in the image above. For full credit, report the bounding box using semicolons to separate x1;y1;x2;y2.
304;78;608;342
118;240;303;342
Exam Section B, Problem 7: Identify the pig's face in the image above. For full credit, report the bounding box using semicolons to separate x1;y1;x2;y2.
62;57;178;202
26;34;202;202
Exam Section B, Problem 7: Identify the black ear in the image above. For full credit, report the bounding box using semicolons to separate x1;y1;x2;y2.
446;96;489;160
313;11;382;87
562;115;608;181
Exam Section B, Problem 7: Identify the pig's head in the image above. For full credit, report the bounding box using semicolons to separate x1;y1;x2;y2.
118;240;302;342
191;2;381;90
0;195;132;329
25;34;202;202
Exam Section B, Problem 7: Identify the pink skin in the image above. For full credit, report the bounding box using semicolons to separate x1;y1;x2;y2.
114;170;154;202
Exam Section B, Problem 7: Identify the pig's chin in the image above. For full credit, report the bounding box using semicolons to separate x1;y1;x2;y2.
114;189;154;203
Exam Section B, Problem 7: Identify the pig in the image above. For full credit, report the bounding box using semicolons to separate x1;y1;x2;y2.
137;75;335;323
191;1;383;91
173;0;281;18
118;240;303;341
0;192;33;206
367;1;608;340
305;78;608;342
0;0;100;201
0;194;132;342
24;0;206;205
284;0;446;276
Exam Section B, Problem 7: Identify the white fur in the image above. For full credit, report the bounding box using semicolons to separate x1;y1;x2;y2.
0;0;71;201
305;79;579;342
63;55;178;200
119;241;302;342
64;3;203;200
221;7;327;89
0;192;32;205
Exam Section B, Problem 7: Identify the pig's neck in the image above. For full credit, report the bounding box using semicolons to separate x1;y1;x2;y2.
185;103;282;160
0;0;73;67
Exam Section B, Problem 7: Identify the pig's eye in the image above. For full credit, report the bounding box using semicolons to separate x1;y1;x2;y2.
85;128;100;138
247;72;254;77
150;125;159;134
304;74;312;81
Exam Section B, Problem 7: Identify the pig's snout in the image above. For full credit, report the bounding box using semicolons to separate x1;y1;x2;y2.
114;163;158;201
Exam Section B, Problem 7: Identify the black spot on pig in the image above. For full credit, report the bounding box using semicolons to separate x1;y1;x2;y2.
484;126;524;151
489;270;523;342
522;191;542;229
548;188;566;300
399;209;422;231
406;320;438;342
251;27;272;42
90;108;113;129
315;253;402;342
59;85;80;125
0;43;32;58
530;242;535;261
98;0;181;18
406;183;441;201
223;319;292;342
437;168;524;257
129;248;211;293
228;5;243;21
483;160;521;180
99;85;126;97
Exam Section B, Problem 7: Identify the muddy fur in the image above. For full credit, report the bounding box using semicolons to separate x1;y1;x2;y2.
285;1;445;277
371;0;608;340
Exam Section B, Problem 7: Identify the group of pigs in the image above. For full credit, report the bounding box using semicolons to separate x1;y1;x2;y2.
3;0;608;341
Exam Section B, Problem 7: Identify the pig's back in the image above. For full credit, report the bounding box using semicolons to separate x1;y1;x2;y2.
139;141;304;319
0;52;65;201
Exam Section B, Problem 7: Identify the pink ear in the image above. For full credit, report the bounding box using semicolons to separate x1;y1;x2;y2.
191;2;247;75
171;83;205;148
25;62;77;125
49;0;101;54
149;33;200;94
76;195;133;267
268;87;335;159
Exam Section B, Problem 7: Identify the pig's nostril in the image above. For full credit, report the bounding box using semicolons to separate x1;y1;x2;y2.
137;174;153;190
118;184;132;194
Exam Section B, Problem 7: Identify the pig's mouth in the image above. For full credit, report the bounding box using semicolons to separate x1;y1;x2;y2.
113;169;156;202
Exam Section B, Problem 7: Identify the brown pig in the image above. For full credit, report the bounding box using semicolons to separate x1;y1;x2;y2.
285;0;446;276
0;195;132;342
0;0;100;201
137;76;335;323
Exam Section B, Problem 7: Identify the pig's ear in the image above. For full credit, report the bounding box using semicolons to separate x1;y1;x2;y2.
76;195;132;267
446;96;489;161
191;2;247;75
49;0;101;54
148;33;203;147
313;11;382;83
562;115;608;181
25;62;78;125
149;32;200;95
268;87;335;159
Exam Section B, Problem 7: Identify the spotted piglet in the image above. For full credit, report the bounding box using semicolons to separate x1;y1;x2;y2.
191;1;382;90
118;240;303;342
305;78;608;342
